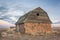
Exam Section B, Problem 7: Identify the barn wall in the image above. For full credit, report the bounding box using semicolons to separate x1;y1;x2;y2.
24;23;51;34
16;24;25;33
16;25;20;32
19;24;25;33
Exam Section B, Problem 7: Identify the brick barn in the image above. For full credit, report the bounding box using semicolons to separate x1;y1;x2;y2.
15;7;52;34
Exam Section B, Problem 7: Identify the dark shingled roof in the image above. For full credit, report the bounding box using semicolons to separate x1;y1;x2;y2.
15;7;51;24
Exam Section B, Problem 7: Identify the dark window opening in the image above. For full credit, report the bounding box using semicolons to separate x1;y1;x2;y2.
36;13;39;16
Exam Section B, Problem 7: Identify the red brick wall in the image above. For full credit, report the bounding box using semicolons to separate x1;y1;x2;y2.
24;23;51;34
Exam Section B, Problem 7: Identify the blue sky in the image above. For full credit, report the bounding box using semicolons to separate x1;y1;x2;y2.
0;0;60;24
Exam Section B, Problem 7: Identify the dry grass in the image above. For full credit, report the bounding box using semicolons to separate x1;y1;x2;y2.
0;28;8;32
0;27;60;40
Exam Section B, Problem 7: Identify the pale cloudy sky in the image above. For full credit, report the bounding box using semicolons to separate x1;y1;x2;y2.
0;0;60;26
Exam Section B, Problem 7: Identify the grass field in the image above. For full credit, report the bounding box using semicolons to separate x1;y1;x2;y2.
0;27;60;40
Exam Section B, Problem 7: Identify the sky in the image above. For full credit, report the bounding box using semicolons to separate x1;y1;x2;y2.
0;0;60;27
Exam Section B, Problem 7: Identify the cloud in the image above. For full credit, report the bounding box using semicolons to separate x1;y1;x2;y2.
50;17;60;23
0;20;15;27
10;17;17;21
0;6;8;15
52;24;60;27
7;9;24;16
0;4;25;24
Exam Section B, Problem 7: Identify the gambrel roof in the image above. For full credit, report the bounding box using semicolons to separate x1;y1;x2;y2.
15;7;51;24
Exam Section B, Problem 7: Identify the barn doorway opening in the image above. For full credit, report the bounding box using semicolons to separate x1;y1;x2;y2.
19;23;25;33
